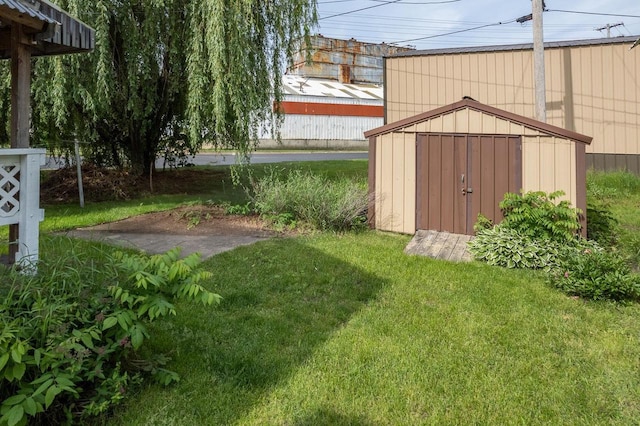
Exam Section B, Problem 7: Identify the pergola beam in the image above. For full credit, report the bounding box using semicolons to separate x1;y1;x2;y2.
0;4;47;31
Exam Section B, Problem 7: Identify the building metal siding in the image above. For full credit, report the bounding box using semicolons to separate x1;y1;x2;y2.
289;35;413;84
277;101;383;117
262;114;382;141
283;95;381;106
260;75;383;147
385;36;640;158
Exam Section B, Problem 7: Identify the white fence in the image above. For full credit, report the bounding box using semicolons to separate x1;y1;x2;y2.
0;149;45;269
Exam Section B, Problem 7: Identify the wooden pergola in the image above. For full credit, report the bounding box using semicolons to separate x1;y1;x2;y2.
0;0;94;266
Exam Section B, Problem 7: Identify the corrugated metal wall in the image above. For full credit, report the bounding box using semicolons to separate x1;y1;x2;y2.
262;114;382;141
385;39;640;156
290;36;413;84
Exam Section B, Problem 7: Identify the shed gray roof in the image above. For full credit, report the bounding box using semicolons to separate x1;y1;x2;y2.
0;0;94;58
391;35;639;58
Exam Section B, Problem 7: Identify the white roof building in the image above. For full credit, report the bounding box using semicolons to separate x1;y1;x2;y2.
259;75;384;149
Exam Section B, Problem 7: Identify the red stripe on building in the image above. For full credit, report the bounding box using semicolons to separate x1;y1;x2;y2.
275;101;383;117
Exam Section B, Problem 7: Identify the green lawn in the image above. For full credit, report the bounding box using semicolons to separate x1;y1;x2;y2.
6;162;640;424
104;232;640;425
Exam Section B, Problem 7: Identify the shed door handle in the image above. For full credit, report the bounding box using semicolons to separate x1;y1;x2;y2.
462;187;473;195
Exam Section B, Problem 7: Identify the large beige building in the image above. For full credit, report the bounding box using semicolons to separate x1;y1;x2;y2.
384;36;640;172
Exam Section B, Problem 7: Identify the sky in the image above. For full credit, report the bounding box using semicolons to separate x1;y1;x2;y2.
316;0;640;50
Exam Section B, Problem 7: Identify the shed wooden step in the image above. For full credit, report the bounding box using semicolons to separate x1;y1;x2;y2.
405;230;473;262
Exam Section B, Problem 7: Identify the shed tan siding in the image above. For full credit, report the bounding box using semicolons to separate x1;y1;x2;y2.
373;108;579;234
386;40;640;156
375;132;416;234
522;135;577;205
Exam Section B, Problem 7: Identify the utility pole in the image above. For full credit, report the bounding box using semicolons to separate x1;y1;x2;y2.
595;22;623;38
532;0;546;122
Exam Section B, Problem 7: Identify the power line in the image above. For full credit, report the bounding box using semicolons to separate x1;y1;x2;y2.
391;16;520;43
320;0;403;21
319;0;460;20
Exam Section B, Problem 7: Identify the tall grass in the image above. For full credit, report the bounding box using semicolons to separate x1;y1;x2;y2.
587;170;640;199
586;170;640;267
251;168;369;231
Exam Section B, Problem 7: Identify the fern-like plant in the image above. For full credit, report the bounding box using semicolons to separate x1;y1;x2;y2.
0;247;220;425
499;190;581;242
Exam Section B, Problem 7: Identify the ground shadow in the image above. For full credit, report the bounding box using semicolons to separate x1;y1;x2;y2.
109;237;387;424
294;407;375;426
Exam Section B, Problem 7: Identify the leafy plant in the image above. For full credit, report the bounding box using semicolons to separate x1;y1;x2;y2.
473;213;493;233
468;227;584;271
224;202;254;216
0;247;220;425
549;248;640;302
586;199;618;247
178;210;212;230
499;191;581;242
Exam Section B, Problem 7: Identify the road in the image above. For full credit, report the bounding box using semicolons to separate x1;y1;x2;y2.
43;151;368;170
155;151;368;168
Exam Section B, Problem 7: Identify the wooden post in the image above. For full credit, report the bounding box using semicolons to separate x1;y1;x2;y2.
11;23;31;149
9;23;32;263
74;140;85;208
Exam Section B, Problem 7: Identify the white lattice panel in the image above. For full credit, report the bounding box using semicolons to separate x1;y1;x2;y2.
0;161;20;218
0;149;46;271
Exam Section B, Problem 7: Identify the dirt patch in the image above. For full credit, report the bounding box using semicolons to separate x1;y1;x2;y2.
81;205;287;238
42;166;228;204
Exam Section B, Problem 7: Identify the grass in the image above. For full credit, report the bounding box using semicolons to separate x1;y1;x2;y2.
587;170;640;265
103;232;640;425
4;162;640;424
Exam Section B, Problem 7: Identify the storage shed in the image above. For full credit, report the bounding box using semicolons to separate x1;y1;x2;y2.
364;99;592;236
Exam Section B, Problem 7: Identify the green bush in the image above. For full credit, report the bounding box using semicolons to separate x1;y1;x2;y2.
586;199;618;247
0;247;220;425
250;168;368;232
499;191;581;242
469;190;640;302
549;249;640;302
469;191;586;270
468;227;584;271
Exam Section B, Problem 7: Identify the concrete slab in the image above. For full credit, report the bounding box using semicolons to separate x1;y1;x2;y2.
60;229;270;260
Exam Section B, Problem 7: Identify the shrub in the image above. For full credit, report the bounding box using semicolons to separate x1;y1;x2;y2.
549;249;640;302
586;199;618;247
250;168;368;232
0;247;220;425
499;191;581;242
468;227;583;271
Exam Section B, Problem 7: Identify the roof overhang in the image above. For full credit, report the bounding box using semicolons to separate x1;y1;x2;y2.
364;99;592;144
390;35;639;59
0;0;94;58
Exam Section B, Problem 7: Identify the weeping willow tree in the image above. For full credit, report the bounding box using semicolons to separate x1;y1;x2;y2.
26;0;317;174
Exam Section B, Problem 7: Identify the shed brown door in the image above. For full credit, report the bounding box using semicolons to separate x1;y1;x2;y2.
416;133;522;235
